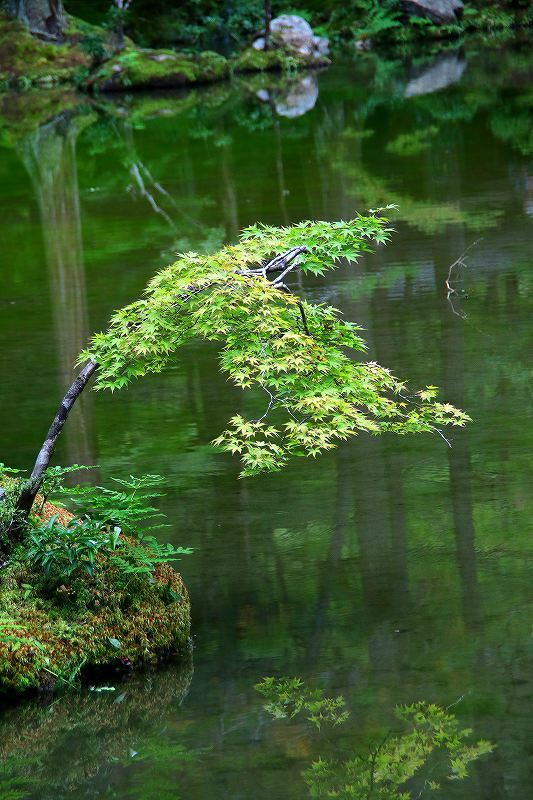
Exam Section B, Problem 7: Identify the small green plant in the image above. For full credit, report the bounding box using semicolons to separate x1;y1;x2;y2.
0;466;24;551
0;464;24;479
61;474;166;534
77;30;107;62
23;472;192;592
111;536;192;580
465;5;515;32
24;515;121;583
354;0;402;39
38;464;94;512
255;676;349;729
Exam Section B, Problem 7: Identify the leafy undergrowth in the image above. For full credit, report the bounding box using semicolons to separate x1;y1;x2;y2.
0;477;191;696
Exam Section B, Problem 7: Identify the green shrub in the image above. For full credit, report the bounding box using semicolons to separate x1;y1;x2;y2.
23;514;121;584
23;472;192;592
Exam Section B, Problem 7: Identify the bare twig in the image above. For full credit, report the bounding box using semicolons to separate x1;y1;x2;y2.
445;239;482;319
445;692;468;711
429;425;452;448
256;384;276;422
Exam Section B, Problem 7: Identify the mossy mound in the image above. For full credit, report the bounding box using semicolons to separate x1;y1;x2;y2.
233;46;330;74
0;500;191;696
90;47;229;92
0;13;98;90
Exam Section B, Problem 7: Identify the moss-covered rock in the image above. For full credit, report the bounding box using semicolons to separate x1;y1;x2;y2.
89;46;229;92
233;45;330;74
0;498;191;696
0;10;328;94
0;12;95;90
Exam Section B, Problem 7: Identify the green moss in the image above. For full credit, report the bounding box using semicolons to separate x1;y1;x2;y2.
0;11;328;94
90;47;229;92
0;13;91;90
63;14;115;63
0;545;191;695
233;47;306;74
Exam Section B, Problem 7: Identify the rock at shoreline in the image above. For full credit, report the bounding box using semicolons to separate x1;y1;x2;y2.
0;497;191;696
270;14;329;59
403;0;464;25
0;12;93;88
249;14;329;69
0;10;330;94
90;48;229;92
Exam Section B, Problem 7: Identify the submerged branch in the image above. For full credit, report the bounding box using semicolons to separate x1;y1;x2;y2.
445;239;481;319
129;161;176;229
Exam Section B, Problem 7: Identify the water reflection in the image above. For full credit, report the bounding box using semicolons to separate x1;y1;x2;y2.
256;74;319;118
0;656;193;799
257;678;493;799
0;39;532;799
0;672;494;799
15;103;96;474
404;52;467;97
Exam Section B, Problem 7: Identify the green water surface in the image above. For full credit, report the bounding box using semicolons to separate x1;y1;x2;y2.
0;42;532;798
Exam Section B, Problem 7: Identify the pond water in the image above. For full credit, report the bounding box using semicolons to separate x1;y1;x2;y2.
0;41;532;798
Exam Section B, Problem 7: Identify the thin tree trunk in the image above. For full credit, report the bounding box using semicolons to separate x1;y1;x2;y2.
9;359;97;539
264;0;272;50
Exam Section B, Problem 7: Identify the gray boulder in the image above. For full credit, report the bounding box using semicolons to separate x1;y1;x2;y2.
403;0;464;24
255;14;329;60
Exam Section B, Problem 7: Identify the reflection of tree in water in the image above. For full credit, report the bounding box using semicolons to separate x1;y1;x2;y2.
257;678;493;800
0;669;493;800
18;109;96;472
